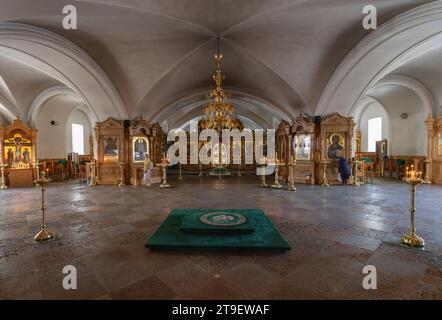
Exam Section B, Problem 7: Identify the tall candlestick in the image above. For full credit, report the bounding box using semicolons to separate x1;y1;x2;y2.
0;163;8;190
401;165;425;247
34;172;54;241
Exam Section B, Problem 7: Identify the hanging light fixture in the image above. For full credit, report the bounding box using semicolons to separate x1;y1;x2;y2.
199;38;243;132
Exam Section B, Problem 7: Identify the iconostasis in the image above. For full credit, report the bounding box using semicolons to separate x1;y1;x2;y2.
291;116;317;184
128;117;164;185
0;117;37;187
319;113;355;185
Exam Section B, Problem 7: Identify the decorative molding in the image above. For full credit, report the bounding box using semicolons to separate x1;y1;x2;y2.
27;85;99;127
0;94;23;121
368;74;436;116
353;95;388;129
315;1;442;116
0;22;127;120
148;88;292;126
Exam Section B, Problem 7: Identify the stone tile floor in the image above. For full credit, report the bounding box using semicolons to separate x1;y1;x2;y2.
0;176;442;299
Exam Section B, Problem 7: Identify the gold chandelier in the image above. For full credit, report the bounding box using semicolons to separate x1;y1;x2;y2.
199;39;243;132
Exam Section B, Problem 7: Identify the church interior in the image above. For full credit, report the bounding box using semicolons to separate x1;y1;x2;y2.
1;0;442;300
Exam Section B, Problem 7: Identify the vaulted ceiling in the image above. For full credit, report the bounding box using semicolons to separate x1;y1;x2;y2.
0;0;438;127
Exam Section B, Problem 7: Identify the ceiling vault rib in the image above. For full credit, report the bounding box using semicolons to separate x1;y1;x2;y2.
73;0;216;37
220;0;310;36
222;38;308;113
133;38;214;116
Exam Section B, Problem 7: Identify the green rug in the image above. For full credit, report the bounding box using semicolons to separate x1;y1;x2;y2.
145;208;291;252
180;211;255;235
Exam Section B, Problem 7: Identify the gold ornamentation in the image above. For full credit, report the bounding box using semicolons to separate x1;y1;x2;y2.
34;172;54;242
0;162;8;190
271;153;283;189
401;165;425;247
257;156;268;188
321;160;330;187
118;161;126;187
160;155;170;188
423;159;432;184
177;163;184;181
89;136;94;158
34;160;40;187
199;38;243;133
89;161;98;187
288;156;297;192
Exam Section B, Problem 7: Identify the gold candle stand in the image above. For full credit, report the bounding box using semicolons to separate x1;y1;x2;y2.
118;161;126;187
34;160;40;187
177;163;184;181
321;160;330;187
352;161;361;187
89;161;98;187
257;157;268;188
288;157;297;192
271;163;283;189
34;172;54;242
160;157;170;188
423;159;432;184
0;163;8;190
258;166;268;188
401;165;425;247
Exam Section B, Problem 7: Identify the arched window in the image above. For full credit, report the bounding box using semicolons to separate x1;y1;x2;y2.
368;117;382;152
72;123;84;154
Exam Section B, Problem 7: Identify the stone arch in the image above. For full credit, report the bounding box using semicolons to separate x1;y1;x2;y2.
315;2;442;117
0;95;21;121
27;86;99;127
367;75;435;117
0;22;127;121
150;89;292;130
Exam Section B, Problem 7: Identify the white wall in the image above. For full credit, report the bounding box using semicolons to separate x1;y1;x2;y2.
358;101;389;153
357;86;428;157
36;95;92;159
66;109;92;155
375;88;427;156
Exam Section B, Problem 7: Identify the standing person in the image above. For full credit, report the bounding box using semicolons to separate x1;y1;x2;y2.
143;153;153;186
337;150;351;185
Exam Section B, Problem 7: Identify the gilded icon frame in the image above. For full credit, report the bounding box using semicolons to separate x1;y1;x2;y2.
133;137;149;162
327;133;345;160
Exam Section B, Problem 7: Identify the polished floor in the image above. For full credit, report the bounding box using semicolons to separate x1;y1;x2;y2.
1;176;442;300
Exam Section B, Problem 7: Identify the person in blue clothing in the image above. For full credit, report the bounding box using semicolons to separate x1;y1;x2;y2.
337;150;351;185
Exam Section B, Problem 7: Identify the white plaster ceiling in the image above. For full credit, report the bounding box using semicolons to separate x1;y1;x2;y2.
0;0;437;127
0;53;61;119
390;43;442;115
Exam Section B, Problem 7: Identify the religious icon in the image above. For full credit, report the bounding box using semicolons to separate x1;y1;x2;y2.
293;134;311;160
104;137;118;156
4;133;32;168
7;148;14;165
23;148;30;163
14;136;23;162
327;133;345;160
133;137;148;162
376;139;388;160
